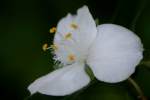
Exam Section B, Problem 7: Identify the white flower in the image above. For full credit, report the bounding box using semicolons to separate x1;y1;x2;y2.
28;6;143;96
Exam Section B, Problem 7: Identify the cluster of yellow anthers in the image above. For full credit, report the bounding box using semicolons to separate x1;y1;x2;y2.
42;43;49;51
49;27;57;33
42;27;58;52
42;43;58;52
70;23;78;29
42;23;78;62
64;33;72;40
68;54;76;62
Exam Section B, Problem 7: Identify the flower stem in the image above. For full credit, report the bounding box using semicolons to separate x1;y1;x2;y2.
23;95;31;100
128;77;147;100
140;61;150;67
130;0;147;31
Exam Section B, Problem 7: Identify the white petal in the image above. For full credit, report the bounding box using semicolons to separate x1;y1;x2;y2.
87;24;143;83
28;62;90;96
56;13;74;36
74;5;97;49
55;5;97;43
54;6;97;65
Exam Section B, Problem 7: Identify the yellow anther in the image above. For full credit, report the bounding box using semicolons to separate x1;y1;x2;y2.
70;23;78;29
68;54;76;61
42;43;48;51
65;33;72;40
49;27;57;33
50;44;58;51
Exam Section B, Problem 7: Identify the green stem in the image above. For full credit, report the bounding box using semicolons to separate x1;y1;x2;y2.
139;60;150;71
128;78;147;100
140;61;150;66
23;95;31;100
111;0;121;23
130;0;147;31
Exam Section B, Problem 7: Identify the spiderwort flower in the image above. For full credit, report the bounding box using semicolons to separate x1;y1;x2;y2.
28;6;143;96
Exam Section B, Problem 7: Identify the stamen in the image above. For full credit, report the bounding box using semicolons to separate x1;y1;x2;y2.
42;43;49;51
50;44;58;51
49;27;57;33
68;54;76;61
65;33;72;40
70;23;78;29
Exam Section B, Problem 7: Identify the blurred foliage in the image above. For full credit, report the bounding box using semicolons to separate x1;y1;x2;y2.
0;0;150;100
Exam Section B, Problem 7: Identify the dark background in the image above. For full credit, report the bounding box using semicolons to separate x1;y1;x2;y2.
0;0;150;100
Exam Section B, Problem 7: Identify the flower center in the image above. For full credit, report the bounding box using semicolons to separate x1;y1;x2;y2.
49;23;88;65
